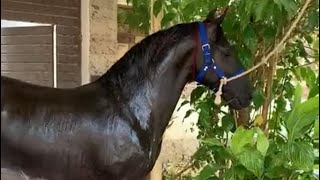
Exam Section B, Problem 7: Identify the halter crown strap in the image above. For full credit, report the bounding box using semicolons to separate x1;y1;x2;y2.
195;22;225;83
194;22;244;88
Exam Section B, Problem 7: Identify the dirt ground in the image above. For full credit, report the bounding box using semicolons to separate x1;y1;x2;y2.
156;84;200;175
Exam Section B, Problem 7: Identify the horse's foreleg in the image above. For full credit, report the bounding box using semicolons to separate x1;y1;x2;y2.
144;159;162;180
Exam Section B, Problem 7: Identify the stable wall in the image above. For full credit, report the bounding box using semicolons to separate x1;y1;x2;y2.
89;0;118;77
1;0;82;88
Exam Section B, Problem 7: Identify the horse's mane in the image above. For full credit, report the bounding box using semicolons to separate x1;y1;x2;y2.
97;22;198;86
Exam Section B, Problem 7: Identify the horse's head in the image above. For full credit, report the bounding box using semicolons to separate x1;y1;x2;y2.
193;8;252;110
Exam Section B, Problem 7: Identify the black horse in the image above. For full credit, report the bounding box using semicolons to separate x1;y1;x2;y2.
1;9;252;180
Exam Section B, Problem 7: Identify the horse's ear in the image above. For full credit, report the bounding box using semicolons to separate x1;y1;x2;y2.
206;7;229;25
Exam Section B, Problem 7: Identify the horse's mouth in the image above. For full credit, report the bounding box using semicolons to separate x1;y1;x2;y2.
224;97;251;110
225;98;242;110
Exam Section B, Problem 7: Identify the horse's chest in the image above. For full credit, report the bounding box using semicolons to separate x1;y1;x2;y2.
88;119;154;177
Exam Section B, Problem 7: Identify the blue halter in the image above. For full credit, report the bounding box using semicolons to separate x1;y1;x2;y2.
194;22;244;91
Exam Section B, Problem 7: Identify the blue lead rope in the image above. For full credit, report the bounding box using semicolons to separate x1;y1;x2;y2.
195;22;244;91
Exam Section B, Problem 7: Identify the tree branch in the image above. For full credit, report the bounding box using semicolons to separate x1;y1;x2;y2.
227;0;314;130
286;61;319;69
174;160;194;177
251;0;313;83
229;0;313;82
261;55;277;135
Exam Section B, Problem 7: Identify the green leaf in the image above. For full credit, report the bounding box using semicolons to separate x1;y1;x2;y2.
312;38;319;62
314;118;319;139
212;146;235;162
300;67;317;88
201;138;224;147
190;86;206;105
296;39;308;57
273;0;283;10
265;165;293;179
161;12;175;28
275;95;287;114
224;165;249;180
284;81;294;99
222;114;235;133
237;146;264;178
243;25;257;51
304;33;313;44
274;0;297;18
256;128;269;157
252;88;264;110
276;68;285;78
236;46;252;68
292;83;303;108
153;0;163;17
170;0;180;9
196;164;224;180
238;1;251;29
244;0;254;12
308;10;319;30
263;26;277;43
266;141;280;156
222;14;234;33
183;109;194;120
282;141;315;171
308;84;319;99
292;67;302;81
231;127;255;155
285;96;319;141
196;100;212;115
254;0;268;21
182;2;195;16
177;100;190;111
266;153;286;170
198;108;212;129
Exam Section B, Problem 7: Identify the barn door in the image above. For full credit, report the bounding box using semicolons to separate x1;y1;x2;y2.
1;25;55;87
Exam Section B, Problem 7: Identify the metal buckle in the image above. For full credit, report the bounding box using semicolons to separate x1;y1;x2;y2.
202;43;211;51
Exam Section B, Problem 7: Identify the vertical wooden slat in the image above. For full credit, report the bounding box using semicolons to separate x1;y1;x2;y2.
52;25;57;88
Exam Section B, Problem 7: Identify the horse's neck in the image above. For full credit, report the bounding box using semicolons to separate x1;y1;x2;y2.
126;44;194;145
101;38;194;144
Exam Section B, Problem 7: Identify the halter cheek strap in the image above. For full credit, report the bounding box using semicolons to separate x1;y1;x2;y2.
193;22;244;92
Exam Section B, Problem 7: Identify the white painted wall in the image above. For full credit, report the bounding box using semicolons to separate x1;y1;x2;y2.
1;20;50;27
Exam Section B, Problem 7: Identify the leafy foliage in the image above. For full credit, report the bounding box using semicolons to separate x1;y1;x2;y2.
120;0;319;179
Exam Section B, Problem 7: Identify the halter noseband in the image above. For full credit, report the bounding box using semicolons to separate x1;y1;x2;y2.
193;22;244;92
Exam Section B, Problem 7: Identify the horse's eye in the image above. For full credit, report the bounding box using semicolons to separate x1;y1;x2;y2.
221;48;231;57
217;46;231;57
